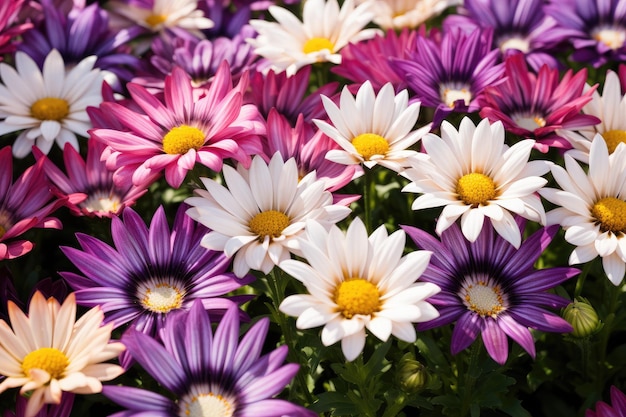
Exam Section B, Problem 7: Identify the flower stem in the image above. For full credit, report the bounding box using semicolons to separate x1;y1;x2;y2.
460;342;482;417
363;167;375;233
574;260;593;298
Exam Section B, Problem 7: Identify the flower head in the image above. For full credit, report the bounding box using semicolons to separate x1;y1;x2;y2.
247;0;381;76
404;218;577;364
479;54;600;153
102;301;316;417
90;64;265;189
360;0;456;31
586;386;626;417
0;0;32;59
279;218;440;361
0;50;103;158
59;204;251;363
314;81;432;172
0;291;125;417
540;135;626;285
185;153;352;277
403;117;549;248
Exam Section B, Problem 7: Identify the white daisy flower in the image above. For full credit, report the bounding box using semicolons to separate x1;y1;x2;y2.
314;81;432;172
357;0;456;30
402;117;549;248
560;69;626;163
0;50;103;159
278;217;440;361
0;292;125;417
247;0;381;76
185;152;352;278
108;0;213;34
540;135;626;285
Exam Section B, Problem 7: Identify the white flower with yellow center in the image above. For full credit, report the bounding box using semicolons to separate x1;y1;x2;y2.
279;218;440;361
0;50;103;159
356;0;456;30
402;117;549;248
559;70;626;163
108;0;213;35
314;81;432;172
540;135;626;285
0;292;125;417
185;153;352;278
247;0;381;76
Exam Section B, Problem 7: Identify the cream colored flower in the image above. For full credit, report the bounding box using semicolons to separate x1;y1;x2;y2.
357;0;456;30
0;292;125;417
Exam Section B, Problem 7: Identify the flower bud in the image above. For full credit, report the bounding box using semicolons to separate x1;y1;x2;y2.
396;353;429;393
563;298;601;338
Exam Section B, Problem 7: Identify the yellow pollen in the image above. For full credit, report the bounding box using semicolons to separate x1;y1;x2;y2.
141;283;184;313
145;13;167;27
184;392;234;417
593;28;626;50
591;197;626;234
249;210;290;238
162;125;205;155
334;278;381;319
22;347;69;380
602;130;626;154
461;281;506;318
30;97;69;121
456;173;497;206
302;37;335;54
352;133;389;161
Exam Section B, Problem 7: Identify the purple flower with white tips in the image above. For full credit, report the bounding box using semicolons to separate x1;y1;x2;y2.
102;301;316;417
403;218;578;365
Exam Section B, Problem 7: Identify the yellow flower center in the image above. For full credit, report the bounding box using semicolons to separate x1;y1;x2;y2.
460;278;506;318
499;37;530;53
82;192;121;214
249;210;290;238
352;133;389;161
162;125;206;155
442;88;472;108
514;115;547;131
334;278;381;319
30;97;70;121
145;13;167;28
591;197;626;234
602;130;626;154
302;37;335;54
183;393;234;417
22;347;69;380
456;173;497;206
140;283;185;313
593;27;626;50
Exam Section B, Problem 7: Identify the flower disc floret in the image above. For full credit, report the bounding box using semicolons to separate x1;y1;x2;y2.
334;278;382;319
592;197;626;234
162;125;206;155
602;130;626;154
460;277;507;318
303;37;335;54
249;210;290;238
182;392;235;417
138;282;185;313
456;173;497;206
145;13;167;28
593;27;626;50
22;347;69;379
30;97;70;121
352;133;390;160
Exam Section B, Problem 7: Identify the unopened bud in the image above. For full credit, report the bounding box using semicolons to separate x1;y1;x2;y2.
563;298;602;338
397;353;429;393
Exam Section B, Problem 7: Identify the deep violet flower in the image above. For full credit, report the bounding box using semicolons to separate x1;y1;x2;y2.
102;301;316;417
403;218;578;365
586;386;626;417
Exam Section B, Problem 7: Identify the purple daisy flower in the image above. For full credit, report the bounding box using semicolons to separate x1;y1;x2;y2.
18;0;142;91
546;0;626;67
391;27;505;127
403;218;578;365
443;0;576;71
59;204;253;366
102;301;316;417
587;386;626;417
478;54;600;152
199;0;254;39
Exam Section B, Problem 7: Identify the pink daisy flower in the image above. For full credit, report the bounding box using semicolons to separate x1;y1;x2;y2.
89;63;266;188
479;54;600;152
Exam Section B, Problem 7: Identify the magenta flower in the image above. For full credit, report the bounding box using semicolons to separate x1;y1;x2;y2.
3;392;73;417
0;147;65;260
59;204;253;367
102;302;316;417
391;27;505;126
0;0;31;59
90;63;266;188
547;0;626;68
34;140;149;218
403;218;578;365
479;54;600;152
587;386;626;417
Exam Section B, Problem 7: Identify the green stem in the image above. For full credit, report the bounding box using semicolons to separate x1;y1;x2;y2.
574;260;593;298
460;342;482;417
362;167;375;233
